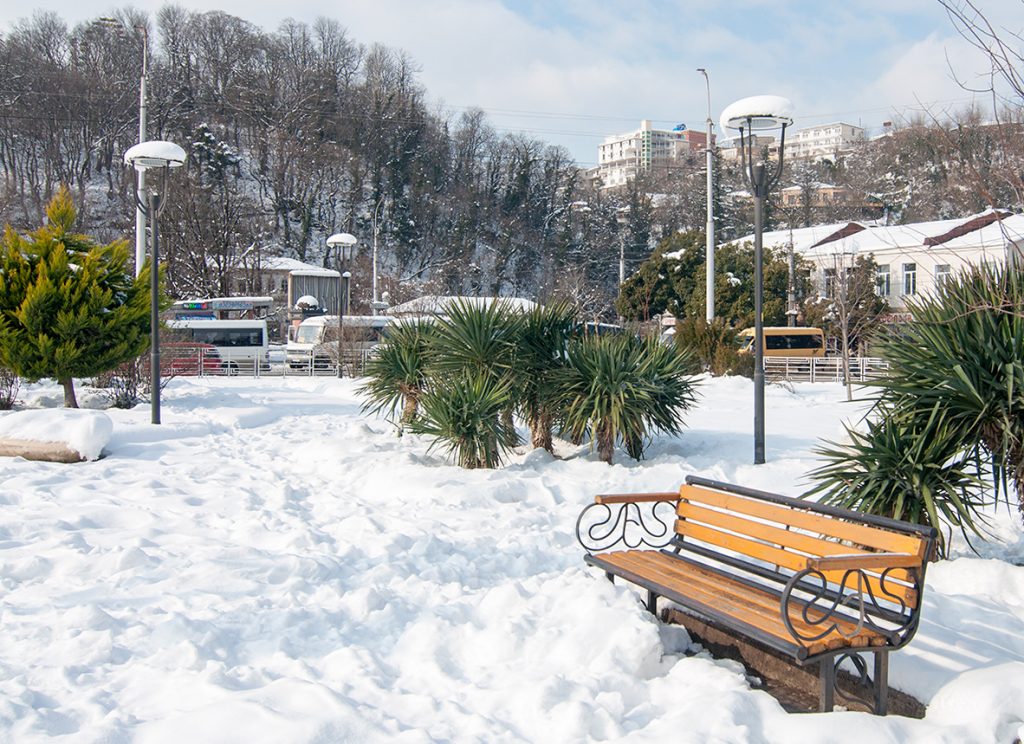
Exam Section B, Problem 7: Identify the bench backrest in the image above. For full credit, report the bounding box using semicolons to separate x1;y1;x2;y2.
674;477;936;609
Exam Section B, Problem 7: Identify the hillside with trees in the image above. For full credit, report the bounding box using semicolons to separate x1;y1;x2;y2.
2;7;1022;320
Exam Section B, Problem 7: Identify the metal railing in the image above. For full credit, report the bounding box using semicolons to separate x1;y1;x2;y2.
763;357;889;383
163;348;377;379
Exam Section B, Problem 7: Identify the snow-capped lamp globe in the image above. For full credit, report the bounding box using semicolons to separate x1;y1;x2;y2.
123;139;187;428
719;95;794;467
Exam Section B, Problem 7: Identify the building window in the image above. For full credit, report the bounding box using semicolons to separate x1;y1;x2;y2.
279;277;288;292
876;265;890;297
935;264;951;288
903;263;917;295
823;268;837;299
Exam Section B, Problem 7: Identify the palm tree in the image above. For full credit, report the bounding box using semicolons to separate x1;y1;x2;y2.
805;403;987;557
511;301;577;452
359;320;435;432
408;372;517;469
873;264;1024;519
555;335;698;464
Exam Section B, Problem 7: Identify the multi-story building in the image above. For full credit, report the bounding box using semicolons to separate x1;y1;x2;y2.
786;122;865;161
596;120;711;188
718;134;777;162
733;209;1024;314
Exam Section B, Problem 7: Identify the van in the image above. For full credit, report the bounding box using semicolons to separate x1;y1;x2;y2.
738;327;826;358
286;315;393;369
165;319;270;372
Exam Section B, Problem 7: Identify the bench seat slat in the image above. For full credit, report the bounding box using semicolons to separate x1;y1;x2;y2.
676;501;914;584
590;550;887;658
678;485;927;557
674;520;919;607
611;551;877;647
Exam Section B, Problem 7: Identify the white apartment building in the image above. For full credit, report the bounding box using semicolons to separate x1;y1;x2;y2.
597;120;710;188
734;210;1024;314
786;122;865;161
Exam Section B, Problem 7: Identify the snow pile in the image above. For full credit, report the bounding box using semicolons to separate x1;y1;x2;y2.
0;408;112;460
0;376;1021;742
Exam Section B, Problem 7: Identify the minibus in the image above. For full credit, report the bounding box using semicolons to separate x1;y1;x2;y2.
165;319;270;371
738;327;826;358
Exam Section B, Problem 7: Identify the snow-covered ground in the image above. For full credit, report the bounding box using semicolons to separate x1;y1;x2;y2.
1;376;1022;743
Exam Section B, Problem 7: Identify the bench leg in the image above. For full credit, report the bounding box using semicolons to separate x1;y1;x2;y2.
874;651;889;716
819;658;836;712
605;572;615;584
645;590;658;615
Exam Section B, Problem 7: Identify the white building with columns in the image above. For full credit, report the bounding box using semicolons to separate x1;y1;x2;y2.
732;210;1024;314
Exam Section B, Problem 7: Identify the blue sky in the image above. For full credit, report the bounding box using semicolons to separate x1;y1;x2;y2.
3;0;1021;165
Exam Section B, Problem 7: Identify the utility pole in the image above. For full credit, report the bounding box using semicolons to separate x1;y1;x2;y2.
698;68;715;322
135;26;148;277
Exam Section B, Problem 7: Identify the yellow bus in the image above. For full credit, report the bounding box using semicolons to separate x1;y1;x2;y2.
738;327;826;358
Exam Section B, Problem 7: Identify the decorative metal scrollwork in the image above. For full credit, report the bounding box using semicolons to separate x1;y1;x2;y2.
780;567;919;646
575;500;676;554
831;652;876;709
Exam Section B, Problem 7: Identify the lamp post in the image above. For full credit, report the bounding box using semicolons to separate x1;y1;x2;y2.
370;196;385;315
697;68;715;322
98;17;148;277
327;232;358;378
124;140;187;425
720;95;794;464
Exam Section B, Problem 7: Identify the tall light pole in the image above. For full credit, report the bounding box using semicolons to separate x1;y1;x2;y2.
125;140;187;425
721;95;794;465
697;68;715;323
327;232;358;378
98;17;148;277
370;196;385;315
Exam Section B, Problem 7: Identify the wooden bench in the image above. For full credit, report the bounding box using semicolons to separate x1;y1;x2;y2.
575;475;937;714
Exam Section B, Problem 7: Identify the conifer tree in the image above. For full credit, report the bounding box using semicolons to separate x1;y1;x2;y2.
0;187;152;407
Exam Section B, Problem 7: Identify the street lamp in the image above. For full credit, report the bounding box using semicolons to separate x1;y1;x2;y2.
124;139;187;426
697;68;715;323
327;232;358;378
368;196;385;315
97;17;148;277
720;94;794;465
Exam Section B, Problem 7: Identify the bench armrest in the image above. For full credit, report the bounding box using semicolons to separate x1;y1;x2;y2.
806;552;921;572
594;492;678;505
577;493;677;554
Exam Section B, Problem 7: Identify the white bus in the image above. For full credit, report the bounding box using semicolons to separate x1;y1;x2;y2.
166;319;270;372
286;315;393;369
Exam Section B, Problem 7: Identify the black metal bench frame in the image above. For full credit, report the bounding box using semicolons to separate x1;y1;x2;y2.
576;475;938;714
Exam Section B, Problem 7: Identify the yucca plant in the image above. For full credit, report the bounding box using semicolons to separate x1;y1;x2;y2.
408;372;517;469
873;263;1024;519
429;298;522;444
429;298;520;380
555;335;699;464
359;321;436;432
511;301;578;452
805;404;987;557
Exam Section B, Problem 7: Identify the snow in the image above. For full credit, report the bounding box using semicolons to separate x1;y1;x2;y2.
0;376;1022;742
123;141;187;169
731;212;1024;258
0;408;112;460
720;95;795;132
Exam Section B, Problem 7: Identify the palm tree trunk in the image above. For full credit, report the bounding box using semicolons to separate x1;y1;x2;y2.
401;393;418;429
60;377;78;408
530;410;553;452
597;421;615;464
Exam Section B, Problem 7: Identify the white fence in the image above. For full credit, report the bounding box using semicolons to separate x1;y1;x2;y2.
763;357;889;383
163;348;376;379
